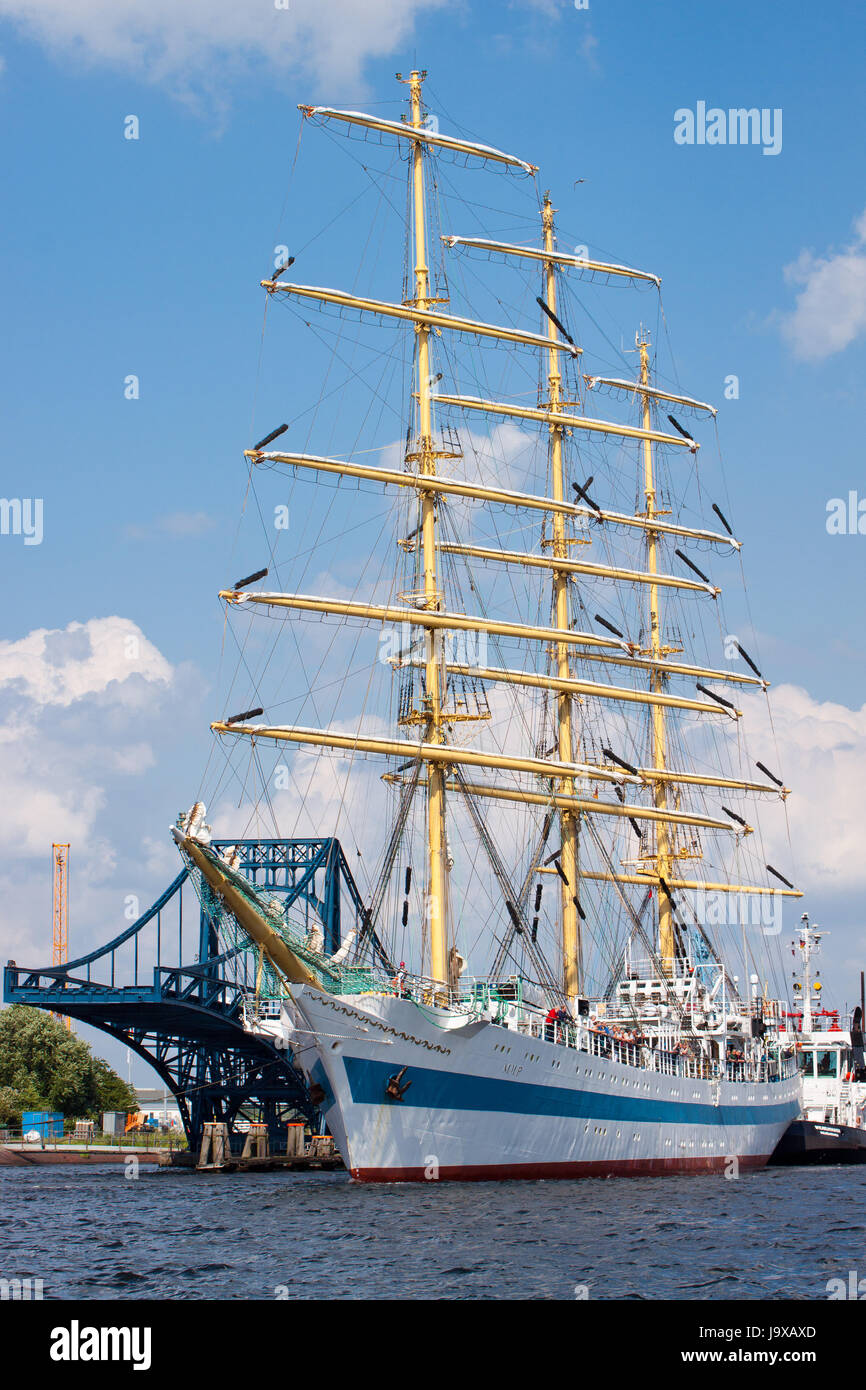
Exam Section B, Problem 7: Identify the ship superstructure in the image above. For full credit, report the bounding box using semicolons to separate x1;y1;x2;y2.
770;915;866;1164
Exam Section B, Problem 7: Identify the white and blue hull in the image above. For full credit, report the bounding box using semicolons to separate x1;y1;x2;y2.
289;987;801;1182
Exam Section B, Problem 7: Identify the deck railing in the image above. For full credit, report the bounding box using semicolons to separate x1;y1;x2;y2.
290;970;797;1086
511;1013;795;1084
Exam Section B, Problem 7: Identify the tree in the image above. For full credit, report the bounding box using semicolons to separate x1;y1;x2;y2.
91;1057;137;1113
0;1006;137;1126
0;1079;45;1128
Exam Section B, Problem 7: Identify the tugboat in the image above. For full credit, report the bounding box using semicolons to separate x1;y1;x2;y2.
770;914;866;1165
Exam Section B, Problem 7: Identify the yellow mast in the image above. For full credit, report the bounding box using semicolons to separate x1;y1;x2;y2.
405;70;448;987
542;193;581;1000
639;334;674;970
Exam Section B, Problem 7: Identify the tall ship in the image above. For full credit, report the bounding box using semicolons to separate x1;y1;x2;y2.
174;71;801;1180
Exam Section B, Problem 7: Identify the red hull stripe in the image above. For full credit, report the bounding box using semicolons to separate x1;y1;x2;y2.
351;1154;771;1183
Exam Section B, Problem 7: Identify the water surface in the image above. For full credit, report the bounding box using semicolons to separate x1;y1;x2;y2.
2;1164;861;1299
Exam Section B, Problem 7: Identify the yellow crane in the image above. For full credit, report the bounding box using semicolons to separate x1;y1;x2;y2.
52;843;72;1031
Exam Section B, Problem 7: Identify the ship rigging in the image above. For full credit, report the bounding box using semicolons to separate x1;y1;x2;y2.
173;71;803;1181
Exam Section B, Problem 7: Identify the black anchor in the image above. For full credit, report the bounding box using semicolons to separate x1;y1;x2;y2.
385;1067;412;1102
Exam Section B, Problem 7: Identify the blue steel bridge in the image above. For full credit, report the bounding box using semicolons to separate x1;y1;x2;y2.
3;838;368;1155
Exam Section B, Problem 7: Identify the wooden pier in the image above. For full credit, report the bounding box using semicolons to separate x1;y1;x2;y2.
157;1123;344;1173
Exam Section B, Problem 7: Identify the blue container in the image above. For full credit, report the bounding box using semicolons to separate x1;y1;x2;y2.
21;1110;63;1139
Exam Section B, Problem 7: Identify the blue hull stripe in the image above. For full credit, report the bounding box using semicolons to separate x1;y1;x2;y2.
343;1056;798;1127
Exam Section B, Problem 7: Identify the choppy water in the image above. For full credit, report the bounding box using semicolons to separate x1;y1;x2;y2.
1;1163;863;1300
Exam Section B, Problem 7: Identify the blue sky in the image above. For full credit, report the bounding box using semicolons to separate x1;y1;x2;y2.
1;0;865;1078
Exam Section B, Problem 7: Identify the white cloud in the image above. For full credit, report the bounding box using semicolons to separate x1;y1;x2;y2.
380;421;544;495
739;683;866;895
0;615;196;972
209;708;395;849
0;618;173;862
0;0;450;94
510;0;563;14
141;833;185;882
0;616;171;708
124;511;217;541
0;780;104;860
780;208;866;361
577;30;599;70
